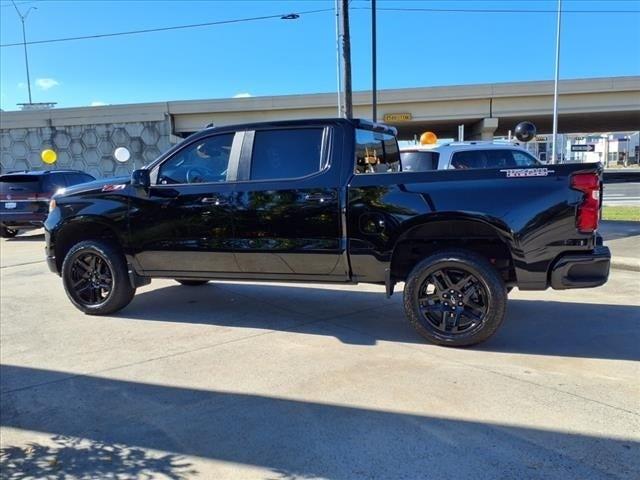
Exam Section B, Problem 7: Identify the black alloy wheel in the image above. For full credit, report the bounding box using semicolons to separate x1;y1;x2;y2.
418;267;489;335
403;249;507;347
69;252;114;306
62;240;136;315
0;227;18;238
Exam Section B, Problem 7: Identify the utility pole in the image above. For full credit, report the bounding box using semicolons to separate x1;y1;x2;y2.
12;0;37;105
551;0;562;164
371;0;377;122
340;0;353;119
334;0;342;116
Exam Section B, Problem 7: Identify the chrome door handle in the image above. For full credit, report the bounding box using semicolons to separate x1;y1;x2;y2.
201;197;228;206
304;193;335;203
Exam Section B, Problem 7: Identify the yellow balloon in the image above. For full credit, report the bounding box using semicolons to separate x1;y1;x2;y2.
41;149;58;164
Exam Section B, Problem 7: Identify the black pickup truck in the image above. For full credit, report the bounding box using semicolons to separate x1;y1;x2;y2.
44;119;610;346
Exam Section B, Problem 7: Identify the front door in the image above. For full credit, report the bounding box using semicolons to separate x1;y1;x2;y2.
129;132;241;276
233;127;346;279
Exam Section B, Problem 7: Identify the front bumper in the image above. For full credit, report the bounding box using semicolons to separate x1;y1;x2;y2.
550;245;611;290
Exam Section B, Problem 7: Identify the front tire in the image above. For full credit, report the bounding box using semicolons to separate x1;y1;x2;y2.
62;240;135;315
403;249;507;347
175;279;209;286
0;227;18;238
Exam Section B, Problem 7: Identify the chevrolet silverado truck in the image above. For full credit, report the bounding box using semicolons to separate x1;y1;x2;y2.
44;119;610;346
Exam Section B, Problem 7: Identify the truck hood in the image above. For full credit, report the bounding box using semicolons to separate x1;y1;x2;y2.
54;176;131;198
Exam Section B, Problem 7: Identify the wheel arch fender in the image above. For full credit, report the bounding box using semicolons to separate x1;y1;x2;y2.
389;212;516;282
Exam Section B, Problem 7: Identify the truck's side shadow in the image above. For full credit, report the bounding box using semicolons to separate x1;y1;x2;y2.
119;283;640;361
1;365;638;480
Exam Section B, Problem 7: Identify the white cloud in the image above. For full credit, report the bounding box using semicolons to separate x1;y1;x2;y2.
233;92;252;98
35;78;60;90
90;101;108;107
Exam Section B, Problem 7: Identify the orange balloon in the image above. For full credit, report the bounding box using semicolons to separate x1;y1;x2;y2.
419;131;438;145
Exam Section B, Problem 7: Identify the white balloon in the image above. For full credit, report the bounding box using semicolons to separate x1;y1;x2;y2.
114;147;131;163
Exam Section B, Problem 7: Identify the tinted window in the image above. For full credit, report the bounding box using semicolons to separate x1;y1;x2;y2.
250;128;324;181
0;175;41;194
42;173;68;192
400;151;440;172
355;129;400;174
158;134;234;184
66;173;95;186
451;149;537;170
512;150;540;167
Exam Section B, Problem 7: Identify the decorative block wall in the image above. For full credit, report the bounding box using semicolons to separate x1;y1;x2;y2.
0;119;173;178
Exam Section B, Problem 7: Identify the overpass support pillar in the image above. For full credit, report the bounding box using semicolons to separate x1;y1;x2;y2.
469;117;499;141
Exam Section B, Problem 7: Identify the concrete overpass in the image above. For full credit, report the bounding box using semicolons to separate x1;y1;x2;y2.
1;76;639;176
168;76;640;139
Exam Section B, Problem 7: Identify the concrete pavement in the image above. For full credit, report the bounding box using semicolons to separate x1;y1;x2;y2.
600;221;640;271
1;235;639;479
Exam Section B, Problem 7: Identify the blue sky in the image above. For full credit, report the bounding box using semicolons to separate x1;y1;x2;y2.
1;0;639;110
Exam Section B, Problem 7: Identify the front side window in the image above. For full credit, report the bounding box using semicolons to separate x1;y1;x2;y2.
157;133;234;184
355;129;400;174
250;128;325;181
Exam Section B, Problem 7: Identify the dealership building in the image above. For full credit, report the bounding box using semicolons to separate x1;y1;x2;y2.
1;76;639;178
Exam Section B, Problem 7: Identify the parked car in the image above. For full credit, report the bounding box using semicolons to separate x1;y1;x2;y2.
1;170;95;238
44;119;610;347
400;141;541;172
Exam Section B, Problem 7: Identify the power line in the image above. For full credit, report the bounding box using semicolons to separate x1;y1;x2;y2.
1;4;637;48
354;6;640;14
0;8;333;48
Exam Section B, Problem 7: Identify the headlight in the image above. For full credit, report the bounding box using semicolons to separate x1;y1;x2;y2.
49;198;57;213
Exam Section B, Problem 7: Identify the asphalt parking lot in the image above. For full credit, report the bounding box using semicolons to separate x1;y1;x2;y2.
1;232;639;479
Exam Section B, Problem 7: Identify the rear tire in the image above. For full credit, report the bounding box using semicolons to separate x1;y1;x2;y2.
0;227;18;238
403;249;507;347
62;240;135;315
175;279;209;286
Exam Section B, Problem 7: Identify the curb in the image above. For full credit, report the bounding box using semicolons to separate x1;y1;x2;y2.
611;257;640;272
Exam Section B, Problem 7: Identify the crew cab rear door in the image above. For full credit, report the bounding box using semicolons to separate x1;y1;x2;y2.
233;125;347;279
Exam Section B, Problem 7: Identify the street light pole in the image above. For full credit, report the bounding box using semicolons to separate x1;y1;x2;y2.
372;0;377;122
551;0;562;164
12;0;36;105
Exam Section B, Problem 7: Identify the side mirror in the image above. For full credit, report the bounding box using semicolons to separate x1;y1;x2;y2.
131;169;150;189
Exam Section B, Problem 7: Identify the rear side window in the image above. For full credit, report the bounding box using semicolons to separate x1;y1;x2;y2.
250;128;325;181
355;129;400;174
451;149;539;170
42;173;68;193
0;175;42;194
512;150;540;166
66;173;95;186
400;151;440;172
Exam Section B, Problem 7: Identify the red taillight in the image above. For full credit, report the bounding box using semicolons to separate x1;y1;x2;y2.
571;172;600;233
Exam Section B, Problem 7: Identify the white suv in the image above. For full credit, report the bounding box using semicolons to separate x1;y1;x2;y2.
400;141;541;172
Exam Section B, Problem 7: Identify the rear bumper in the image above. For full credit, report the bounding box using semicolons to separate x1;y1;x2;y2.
550;245;611;290
0;212;46;229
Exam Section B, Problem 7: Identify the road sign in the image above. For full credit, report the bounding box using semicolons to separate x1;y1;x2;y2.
571;144;595;152
383;113;412;122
